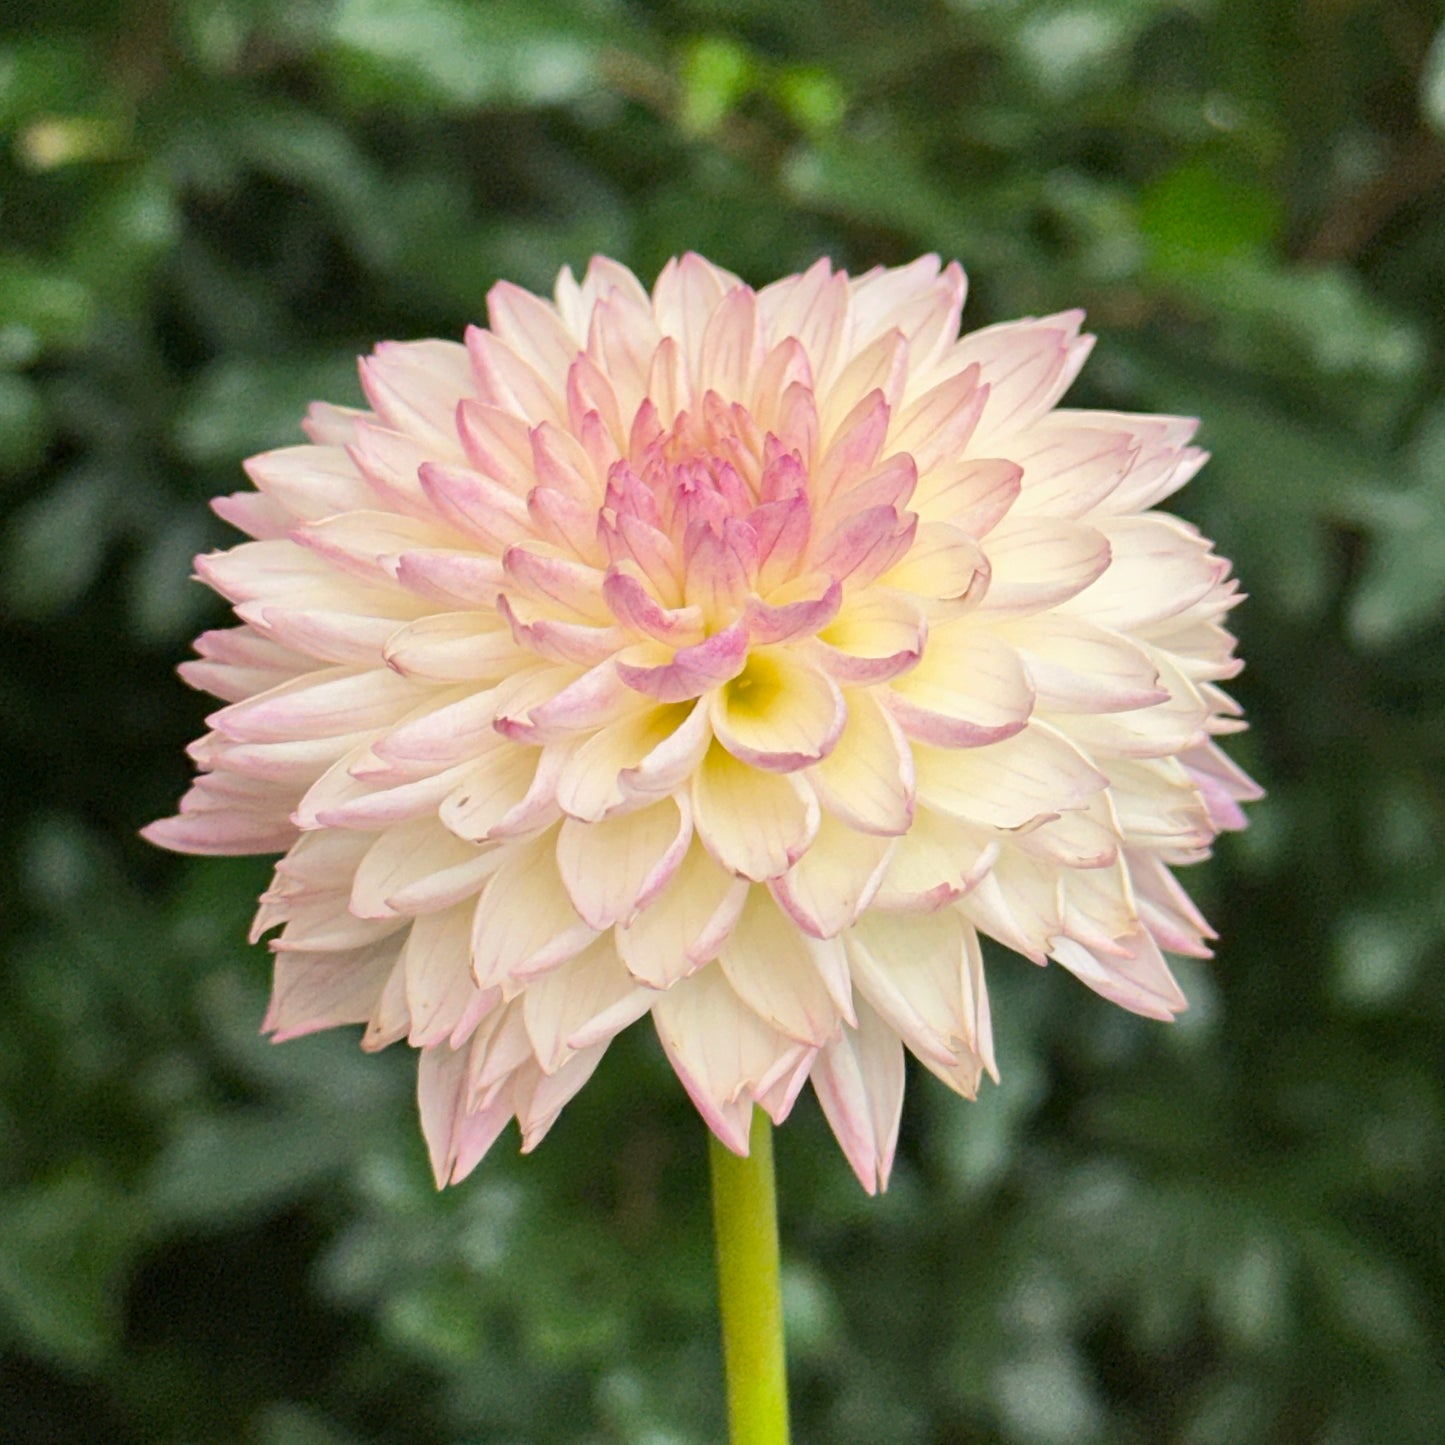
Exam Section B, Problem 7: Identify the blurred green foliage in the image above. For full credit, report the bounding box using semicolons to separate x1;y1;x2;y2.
3;0;1444;1440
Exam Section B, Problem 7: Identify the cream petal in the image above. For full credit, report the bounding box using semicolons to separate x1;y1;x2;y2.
810;996;905;1194
466;325;567;426
416;462;533;549
210;667;426;743
846;909;985;1081
616;841;748;987
806;688;915;836
888;364;987;474
1007;421;1136;519
587;292;662;423
522;937;653;1073
243;444;378;522
485;278;581;383
1063;515;1227;629
347;419;437;518
513;1040;610;1152
1180;740;1264;831
1015;798;1121;870
718;888;847;1045
211;490;293;540
710;648;846;771
913;721;1107;831
881;520;989;608
299;757;474;831
912;457;1022;535
302;400;366;446
813;389;890;504
439;739;561;843
245;603;406;668
470;832;598;989
362;953;411;1051
359;339;473;459
771;812;894;938
691;743;820;881
819;329;907;438
142;804;298;857
949;312;1091;445
383;612;523;683
756;257;849;390
1001;612;1167;712
403;903;484;1047
812;588;926;685
350;817;489;919
651;253;737;371
884;623;1034;746
417;1041;510;1187
870;807;997;913
977;516;1112;615
392;548;506;610
1127;848;1216;958
1051;932;1187;1021
652;965;810;1154
263;936;401;1042
554;699;688;821
556;795;692;929
1056;652;1210;759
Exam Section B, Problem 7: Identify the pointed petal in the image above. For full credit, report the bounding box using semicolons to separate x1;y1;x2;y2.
811;996;906;1194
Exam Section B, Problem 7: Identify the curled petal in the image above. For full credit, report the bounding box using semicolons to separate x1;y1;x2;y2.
603;568;705;644
710;648;846;771
743;577;841;646
882;521;989;609
812;589;927;686
616;622;749;702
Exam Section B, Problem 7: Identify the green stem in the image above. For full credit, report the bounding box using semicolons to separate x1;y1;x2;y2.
708;1108;791;1445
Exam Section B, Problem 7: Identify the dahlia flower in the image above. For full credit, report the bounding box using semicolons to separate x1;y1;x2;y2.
146;254;1258;1192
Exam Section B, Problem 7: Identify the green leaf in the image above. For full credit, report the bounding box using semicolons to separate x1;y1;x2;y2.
0;1173;143;1368
324;0;611;112
1139;161;1282;277
174;354;365;464
680;36;756;135
1344;403;1445;644
0;370;51;474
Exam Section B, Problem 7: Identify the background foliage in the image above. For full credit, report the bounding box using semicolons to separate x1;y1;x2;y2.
3;0;1444;1440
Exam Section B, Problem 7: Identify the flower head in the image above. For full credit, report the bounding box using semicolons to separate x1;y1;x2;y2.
147;254;1258;1191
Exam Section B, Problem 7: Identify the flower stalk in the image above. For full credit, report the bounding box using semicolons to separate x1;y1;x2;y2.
709;1108;790;1445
